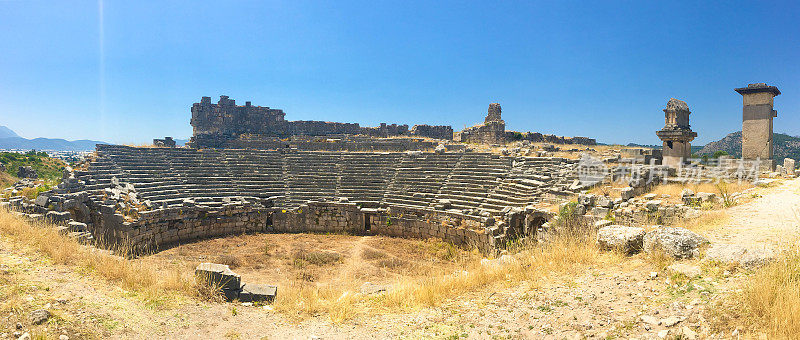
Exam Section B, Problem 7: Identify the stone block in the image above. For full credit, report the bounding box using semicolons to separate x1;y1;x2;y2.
34;195;50;207
238;283;277;303
620;187;635;200
67;221;87;232
45;211;71;223
195;263;242;291
784;158;796;177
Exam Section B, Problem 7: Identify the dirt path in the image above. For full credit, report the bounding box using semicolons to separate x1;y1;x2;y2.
705;178;800;249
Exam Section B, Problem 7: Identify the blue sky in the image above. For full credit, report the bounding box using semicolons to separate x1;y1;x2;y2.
1;1;798;145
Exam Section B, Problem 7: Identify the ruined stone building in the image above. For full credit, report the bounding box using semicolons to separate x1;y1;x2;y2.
410;124;454;140
506;132;596;146
735;83;781;169
456;103;596;146
153;137;176;148
189;96;453;148
656;98;697;167
457;103;507;144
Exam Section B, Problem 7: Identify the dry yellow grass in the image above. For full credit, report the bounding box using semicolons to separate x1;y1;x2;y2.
1;205;619;323
678;210;731;233
381;229;619;309
0;208;195;307
715;248;800;339
270;225;622;322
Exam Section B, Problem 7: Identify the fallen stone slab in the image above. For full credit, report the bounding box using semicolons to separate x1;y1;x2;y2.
239;283;278;303
643;226;708;260
705;244;776;269
597;225;645;255
195;263;241;291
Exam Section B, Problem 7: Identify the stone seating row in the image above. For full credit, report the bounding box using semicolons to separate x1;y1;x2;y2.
88;145;579;214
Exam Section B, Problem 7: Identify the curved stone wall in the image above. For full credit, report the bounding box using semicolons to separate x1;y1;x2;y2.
35;145;579;253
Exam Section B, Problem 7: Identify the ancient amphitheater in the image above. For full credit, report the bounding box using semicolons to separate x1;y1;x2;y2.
52;145;577;254
6;97;596;255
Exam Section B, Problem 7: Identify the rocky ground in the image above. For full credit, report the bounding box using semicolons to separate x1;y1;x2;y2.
1;179;798;339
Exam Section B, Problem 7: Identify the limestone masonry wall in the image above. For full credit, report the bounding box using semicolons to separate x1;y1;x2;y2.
189;96;453;148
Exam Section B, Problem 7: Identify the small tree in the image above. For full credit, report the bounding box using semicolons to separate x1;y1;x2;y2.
713;150;729;158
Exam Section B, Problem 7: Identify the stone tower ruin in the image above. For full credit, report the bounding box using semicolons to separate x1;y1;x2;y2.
656;98;697;167
735;83;781;169
485;103;503;123
457;103;506;145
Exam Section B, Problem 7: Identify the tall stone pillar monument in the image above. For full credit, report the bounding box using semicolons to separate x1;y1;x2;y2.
656;98;697;167
735;83;781;169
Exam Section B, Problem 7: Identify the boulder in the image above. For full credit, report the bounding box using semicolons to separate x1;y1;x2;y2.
705;244;775;268
643;226;708;260
30;309;50;325
597;225;645;254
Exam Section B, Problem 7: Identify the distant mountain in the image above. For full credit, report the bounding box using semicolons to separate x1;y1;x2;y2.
0;126;19;138
698;131;800;162
0;137;107;151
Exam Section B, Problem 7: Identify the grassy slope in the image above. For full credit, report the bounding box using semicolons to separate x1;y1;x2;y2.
1;151;66;183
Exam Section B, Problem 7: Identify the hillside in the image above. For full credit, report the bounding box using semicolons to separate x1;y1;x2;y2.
0;126;106;151
698;131;800;162
0;125;19;138
1;151;67;183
